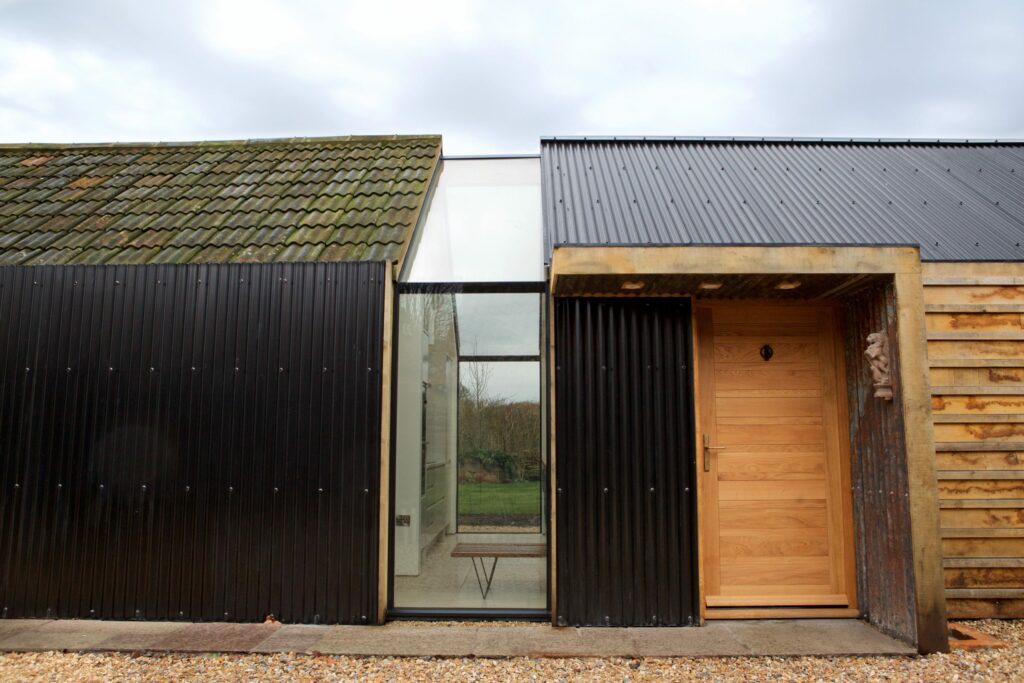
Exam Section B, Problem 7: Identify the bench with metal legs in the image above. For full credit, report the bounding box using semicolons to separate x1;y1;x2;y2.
468;555;500;599
450;543;546;599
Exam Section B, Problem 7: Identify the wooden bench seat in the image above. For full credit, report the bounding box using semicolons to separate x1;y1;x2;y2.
450;543;546;598
450;543;546;559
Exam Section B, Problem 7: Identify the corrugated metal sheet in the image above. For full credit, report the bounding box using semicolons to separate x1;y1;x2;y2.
554;297;697;626
542;138;1024;261
0;260;384;623
842;281;918;644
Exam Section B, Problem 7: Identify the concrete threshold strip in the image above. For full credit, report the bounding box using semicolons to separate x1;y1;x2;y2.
0;619;916;657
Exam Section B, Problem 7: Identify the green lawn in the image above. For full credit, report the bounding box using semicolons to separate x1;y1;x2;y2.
458;481;541;516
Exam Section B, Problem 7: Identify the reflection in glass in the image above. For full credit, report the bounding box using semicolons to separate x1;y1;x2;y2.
454;294;540;356
402;158;543;283
393;292;546;610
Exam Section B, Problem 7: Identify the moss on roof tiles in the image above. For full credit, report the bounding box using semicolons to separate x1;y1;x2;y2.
73;215;117;232
320;242;364;261
167;227;217;247
301;209;346;227
0;232;22;248
191;244;239;263
306;195;351;213
220;211;268;229
231;243;282;262
210;226;258;246
287;225;335;245
11;231;59;249
0;249;36;264
250;226;292;245
50;230;99;249
5;215;50;232
150;246;200;264
108;246;161;264
37;215;86;232
276;243;324;262
128;230;175;249
0;135;441;266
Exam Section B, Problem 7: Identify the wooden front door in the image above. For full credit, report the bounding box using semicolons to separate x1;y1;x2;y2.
696;303;856;614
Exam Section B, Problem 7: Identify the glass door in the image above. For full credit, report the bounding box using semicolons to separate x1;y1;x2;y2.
391;288;547;614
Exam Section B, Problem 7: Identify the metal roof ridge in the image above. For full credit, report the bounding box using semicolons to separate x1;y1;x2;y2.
549;241;923;249
442;153;540;160
0;134;443;151
540;135;1024;146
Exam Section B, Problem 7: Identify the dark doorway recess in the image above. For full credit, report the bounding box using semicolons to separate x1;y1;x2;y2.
0;261;384;624
554;298;698;626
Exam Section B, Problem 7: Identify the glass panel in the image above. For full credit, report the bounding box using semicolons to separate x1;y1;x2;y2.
403;158;544;282
455;293;539;356
393;292;546;610
458;361;541;532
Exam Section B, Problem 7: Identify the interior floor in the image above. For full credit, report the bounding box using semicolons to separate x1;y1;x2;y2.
393;532;546;610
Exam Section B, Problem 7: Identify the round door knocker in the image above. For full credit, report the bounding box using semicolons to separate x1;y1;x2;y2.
759;344;774;361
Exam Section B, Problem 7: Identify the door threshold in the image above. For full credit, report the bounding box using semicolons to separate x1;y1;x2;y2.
705;607;859;620
388;608;549;621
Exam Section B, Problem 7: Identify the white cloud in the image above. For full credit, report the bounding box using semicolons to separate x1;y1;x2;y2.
0;38;203;142
582;77;754;134
343;0;478;45
0;0;1021;151
197;0;304;58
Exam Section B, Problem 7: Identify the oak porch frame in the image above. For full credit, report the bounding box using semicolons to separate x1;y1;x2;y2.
377;260;395;624
549;245;948;654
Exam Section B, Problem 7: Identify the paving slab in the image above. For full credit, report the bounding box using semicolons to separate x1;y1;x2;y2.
0;619;119;651
149;623;281;652
629;625;753;656
722;619;914;656
315;625;480;656
93;622;192;651
476;626;635;657
0;619;51;641
0;618;917;657
251;624;332;653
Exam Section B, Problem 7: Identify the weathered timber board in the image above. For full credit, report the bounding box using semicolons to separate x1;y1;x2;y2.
925;262;1024;618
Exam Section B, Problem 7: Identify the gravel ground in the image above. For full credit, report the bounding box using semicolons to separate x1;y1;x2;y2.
0;620;1020;682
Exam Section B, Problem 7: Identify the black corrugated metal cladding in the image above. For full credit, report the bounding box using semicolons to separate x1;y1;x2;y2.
0;261;384;623
554;298;698;626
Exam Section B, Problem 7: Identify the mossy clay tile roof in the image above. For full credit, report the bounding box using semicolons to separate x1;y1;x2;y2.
0;134;441;266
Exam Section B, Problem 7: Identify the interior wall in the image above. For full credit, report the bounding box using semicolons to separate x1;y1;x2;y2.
394;298;424;576
393;294;457;576
422;307;456;542
842;280;919;644
923;261;1024;619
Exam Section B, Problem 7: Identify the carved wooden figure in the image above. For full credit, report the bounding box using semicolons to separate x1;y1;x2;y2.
864;331;893;400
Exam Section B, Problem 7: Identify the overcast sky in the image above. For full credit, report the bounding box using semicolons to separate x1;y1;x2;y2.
1;0;1021;154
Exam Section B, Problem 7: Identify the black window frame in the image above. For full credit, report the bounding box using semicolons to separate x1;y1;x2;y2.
387;280;551;621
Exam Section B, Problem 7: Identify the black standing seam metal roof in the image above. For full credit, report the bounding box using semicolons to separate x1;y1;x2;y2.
541;138;1024;261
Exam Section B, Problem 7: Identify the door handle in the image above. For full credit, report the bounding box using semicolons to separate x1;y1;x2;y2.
702;434;725;472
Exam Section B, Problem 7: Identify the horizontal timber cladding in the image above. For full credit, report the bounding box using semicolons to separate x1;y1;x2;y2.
843;281;918;644
0;261;385;623
923;262;1024;619
554;297;698;626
